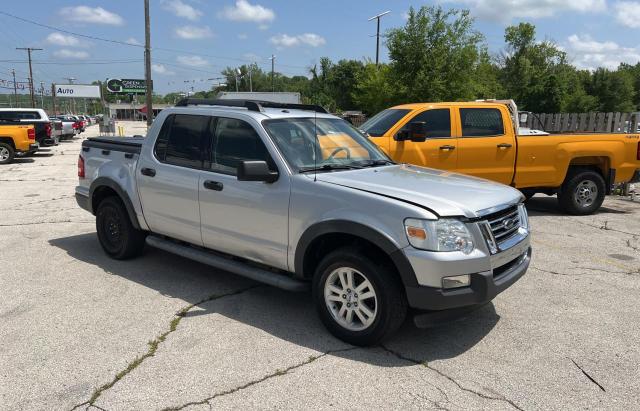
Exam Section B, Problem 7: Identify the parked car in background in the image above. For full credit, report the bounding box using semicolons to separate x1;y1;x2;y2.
0;120;37;164
362;100;640;215
75;98;531;345
51;116;77;140
0;108;56;147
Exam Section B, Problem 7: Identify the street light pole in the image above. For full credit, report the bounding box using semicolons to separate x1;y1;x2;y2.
144;0;153;127
368;11;390;66
40;81;44;108
269;55;275;91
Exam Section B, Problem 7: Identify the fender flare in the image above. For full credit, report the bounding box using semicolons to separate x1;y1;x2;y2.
294;220;418;288
89;177;141;230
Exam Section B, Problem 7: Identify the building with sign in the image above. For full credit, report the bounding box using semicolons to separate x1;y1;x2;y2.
105;102;169;120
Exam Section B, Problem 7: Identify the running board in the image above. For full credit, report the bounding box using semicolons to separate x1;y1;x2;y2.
146;236;309;292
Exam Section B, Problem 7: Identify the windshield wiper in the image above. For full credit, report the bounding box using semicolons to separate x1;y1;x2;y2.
355;159;396;167
299;164;363;173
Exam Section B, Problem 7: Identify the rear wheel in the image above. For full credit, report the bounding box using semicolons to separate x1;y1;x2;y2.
96;196;146;259
0;143;15;165
558;169;605;215
312;247;407;346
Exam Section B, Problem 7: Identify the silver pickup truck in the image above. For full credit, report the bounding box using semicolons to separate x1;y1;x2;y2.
75;99;531;345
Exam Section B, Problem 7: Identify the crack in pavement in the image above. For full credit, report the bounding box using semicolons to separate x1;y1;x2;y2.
17;194;75;207
0;220;94;227
573;219;640;237
379;345;524;411
569;358;606;392
161;346;359;411
532;265;639;277
69;285;262;411
627;239;639;253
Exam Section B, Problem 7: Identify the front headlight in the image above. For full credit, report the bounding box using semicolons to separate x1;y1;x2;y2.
404;218;474;254
518;203;529;230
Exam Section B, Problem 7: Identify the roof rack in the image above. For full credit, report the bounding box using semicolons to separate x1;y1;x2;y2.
174;98;328;114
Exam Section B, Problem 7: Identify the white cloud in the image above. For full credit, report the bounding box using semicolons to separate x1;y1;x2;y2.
53;49;90;59
614;1;640;28
565;34;640;70
46;32;81;47
152;64;175;75
446;0;606;22
177;55;210;67
238;33;248;40
59;6;124;25
161;0;202;21
243;53;262;62
270;33;326;48
219;0;275;23
175;25;213;39
125;37;141;46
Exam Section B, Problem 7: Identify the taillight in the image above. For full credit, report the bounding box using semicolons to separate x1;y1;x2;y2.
78;155;85;178
27;128;35;140
637;142;640;160
73;122;79;129
45;122;52;137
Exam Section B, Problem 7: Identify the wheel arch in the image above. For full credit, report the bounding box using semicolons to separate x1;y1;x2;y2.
0;136;16;150
89;177;141;230
294;220;418;288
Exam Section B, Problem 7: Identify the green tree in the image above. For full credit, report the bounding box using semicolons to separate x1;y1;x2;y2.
386;5;485;102
587;68;635;112
352;63;401;115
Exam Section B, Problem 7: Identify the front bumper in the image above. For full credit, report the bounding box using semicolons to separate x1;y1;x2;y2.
404;242;531;313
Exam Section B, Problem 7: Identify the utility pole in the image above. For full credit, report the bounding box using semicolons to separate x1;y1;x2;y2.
16;47;42;108
51;84;57;115
144;0;153;127
249;63;253;92
269;54;275;92
368;11;390;66
11;69;17;108
39;81;44;108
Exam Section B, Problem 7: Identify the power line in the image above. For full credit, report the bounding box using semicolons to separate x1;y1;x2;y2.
0;10;144;48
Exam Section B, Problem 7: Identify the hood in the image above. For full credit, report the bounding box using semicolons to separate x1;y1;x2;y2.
315;164;523;218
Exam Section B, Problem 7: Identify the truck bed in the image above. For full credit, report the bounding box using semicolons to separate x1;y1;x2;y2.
82;136;144;154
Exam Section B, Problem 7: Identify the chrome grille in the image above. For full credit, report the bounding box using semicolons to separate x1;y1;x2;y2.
486;206;520;243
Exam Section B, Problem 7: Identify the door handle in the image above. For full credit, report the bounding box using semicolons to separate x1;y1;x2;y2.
497;143;513;148
140;167;156;177
204;180;223;191
439;145;455;151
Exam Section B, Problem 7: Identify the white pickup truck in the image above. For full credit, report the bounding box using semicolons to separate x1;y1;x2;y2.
75;99;531;345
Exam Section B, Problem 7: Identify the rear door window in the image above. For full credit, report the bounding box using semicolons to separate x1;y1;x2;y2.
460;108;504;137
154;114;209;169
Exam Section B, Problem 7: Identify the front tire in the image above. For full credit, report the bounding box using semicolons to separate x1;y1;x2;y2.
312;247;407;346
0;142;15;165
558;169;605;215
96;196;146;259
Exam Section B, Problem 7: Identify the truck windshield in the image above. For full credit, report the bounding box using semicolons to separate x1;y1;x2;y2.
263;117;393;172
360;109;410;137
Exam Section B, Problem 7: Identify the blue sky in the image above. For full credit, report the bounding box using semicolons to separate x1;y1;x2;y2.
0;0;639;94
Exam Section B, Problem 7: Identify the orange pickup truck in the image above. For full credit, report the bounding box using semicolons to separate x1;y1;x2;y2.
361;101;640;215
0;120;38;164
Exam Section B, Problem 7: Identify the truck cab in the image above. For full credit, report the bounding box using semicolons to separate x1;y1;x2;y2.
362;101;640;215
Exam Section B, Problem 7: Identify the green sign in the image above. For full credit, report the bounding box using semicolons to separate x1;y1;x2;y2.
106;78;152;94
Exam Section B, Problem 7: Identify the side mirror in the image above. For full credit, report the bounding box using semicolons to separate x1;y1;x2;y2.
408;121;427;142
237;160;279;183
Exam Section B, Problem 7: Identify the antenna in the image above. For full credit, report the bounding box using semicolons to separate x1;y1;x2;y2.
313;106;318;182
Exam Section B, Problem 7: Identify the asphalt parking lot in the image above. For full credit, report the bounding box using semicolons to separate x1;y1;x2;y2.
1;121;639;410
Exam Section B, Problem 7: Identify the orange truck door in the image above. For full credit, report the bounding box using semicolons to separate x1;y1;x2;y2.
388;108;458;170
455;107;516;185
